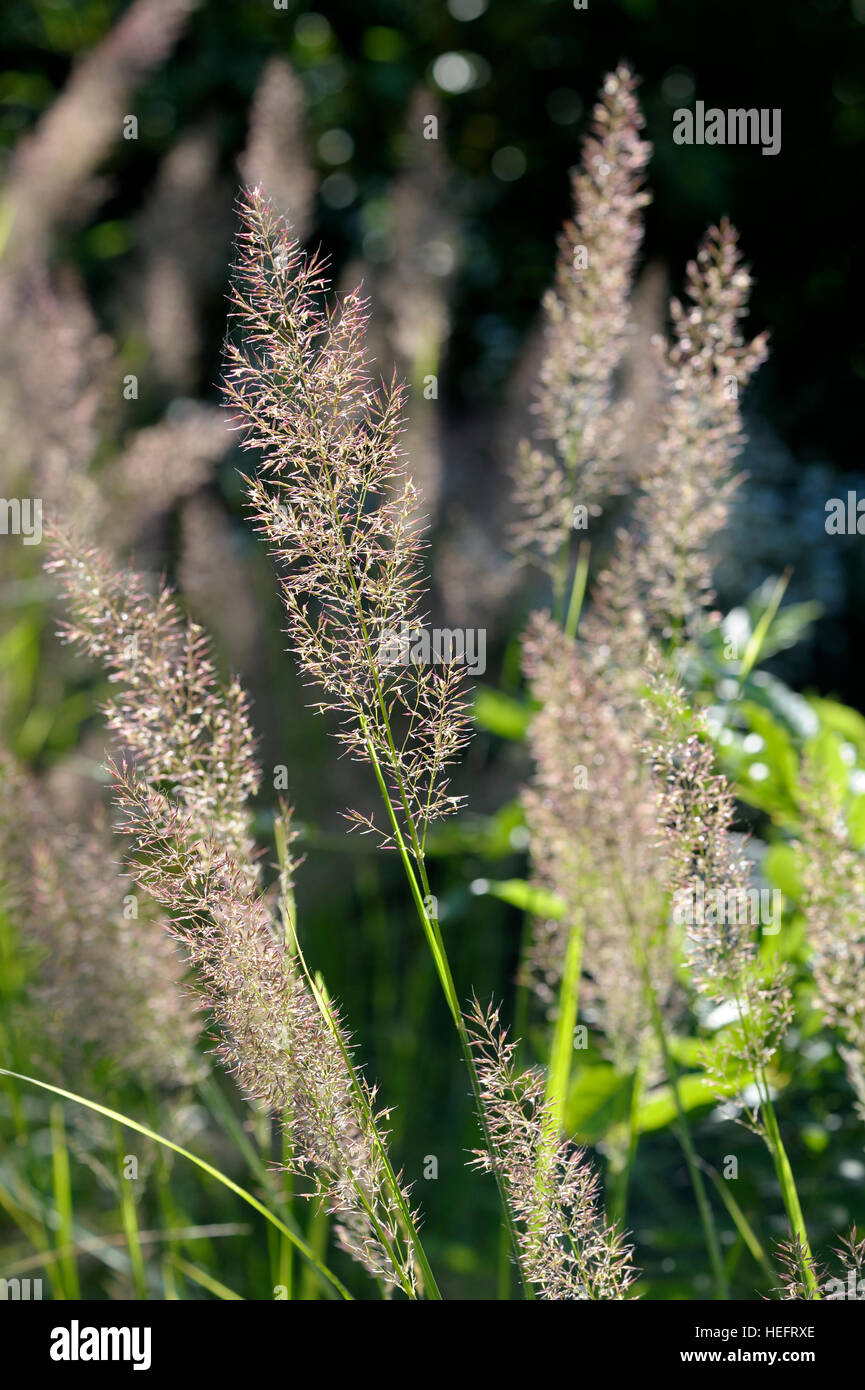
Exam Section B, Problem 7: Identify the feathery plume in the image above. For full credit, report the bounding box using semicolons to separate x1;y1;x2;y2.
105;404;231;547
136;125;227;392
632;220;768;639
775;1229;865;1300
222;188;472;847
2;0;199;260
466;998;637;1299
46;532;427;1294
239;59;317;243
512;64;651;577
376;89;457;522
520;613;672;1073
644;677;793;1116
588;221;768;658
45;530;260;875
0;267;227;561
111;765;423;1294
0;268;112;520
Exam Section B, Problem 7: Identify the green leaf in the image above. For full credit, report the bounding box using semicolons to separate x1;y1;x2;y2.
477;878;566;919
808;696;865;756
472;686;534;740
170;1256;244;1300
803;727;848;801
728;702;801;818
765;842;803;900
564;1064;631;1143
636;1073;728;1134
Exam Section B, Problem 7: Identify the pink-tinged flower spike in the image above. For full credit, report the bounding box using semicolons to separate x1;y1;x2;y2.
46;530;434;1296
520;612;674;1076
2;0;199;262
224;190;532;1287
222;188;471;851
591;220;768;657
45;529;260;878
644;677;821;1295
512;64;651;584
644;677;793;1113
111;765;425;1296
636;219;768;640
239;58;317;242
466;998;637;1300
774;1228;865;1301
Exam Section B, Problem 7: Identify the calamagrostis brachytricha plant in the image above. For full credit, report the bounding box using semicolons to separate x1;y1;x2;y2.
239;57;316;241
586;220;768;661
775;1229;865;1301
646;678;794;1099
467;999;637;1300
513;67;771;1296
643;677;821;1292
111;767;427;1296
222;188;527;1287
223;190;471;853
512;64;650;604
47;533;434;1296
1;0;197;262
46;528;260;876
520;613;673;1089
630;220;768;641
0;267;228;565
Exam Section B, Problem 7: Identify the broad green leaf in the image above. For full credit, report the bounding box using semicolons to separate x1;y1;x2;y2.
765;842;803;900
564;1063;631;1143
636;1073;732;1134
472;686;533;740
808;696;865;755
803;727;848;801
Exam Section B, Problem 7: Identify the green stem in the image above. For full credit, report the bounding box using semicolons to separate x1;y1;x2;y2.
760;1078;819;1297
564;542;591;640
114;1121;148;1298
361;723;532;1298
299;1201;330;1301
50;1103;79;1299
545;916;584;1132
609;1063;645;1229
278;1128;294;1300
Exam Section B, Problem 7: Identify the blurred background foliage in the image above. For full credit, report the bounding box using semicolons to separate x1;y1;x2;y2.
1;0;863;1300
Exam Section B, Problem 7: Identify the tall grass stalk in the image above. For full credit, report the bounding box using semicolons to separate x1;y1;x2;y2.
274;822;442;1300
608;1062;645;1229
114;1121;148;1298
49;1102;79;1299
